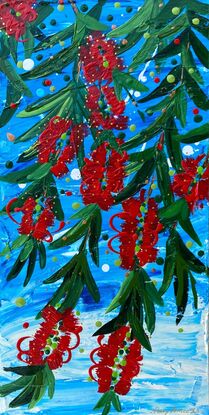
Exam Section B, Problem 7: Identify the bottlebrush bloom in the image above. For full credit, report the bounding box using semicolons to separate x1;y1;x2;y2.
108;192;163;269
17;306;82;370
6;197;64;243
0;0;37;40
172;154;209;211
38;117;87;178
80;141;128;210
86;85;128;130
79;32;124;84
89;327;143;395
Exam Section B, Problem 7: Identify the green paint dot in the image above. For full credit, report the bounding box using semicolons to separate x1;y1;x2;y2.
135;246;140;253
143;32;151;39
186;241;193;248
172;7;180;15
35;204;42;212
103;60;109;68
178;328;184;333
120;359;127;366
151;183;157;190
197;166;204;174
129;124;136;132
76;310;81;316
17;61;23;68
95;321;102;328
165;311;170;316
114;2;121;8
114;259;121;266
192;18;200;25
52;256;58;262
167;74;176;83
169;170;175;176
79;348;85;353
188;68;195;74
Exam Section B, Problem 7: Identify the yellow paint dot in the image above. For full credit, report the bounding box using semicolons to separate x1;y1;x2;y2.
150;71;155;78
87;376;93;382
172;7;180;15
17;61;23;68
5;254;10;260
186;241;193;249
15;297;26;307
165;311;170;316
65;177;70;183
95;320;102;328
167;74;176;83
151;183;157;190
114;2;121;7
192;18;200;25
188;68;195;74
143;32;151;39
169;169;175;176
57;4;65;11
129;124;136;132
114;259;121;266
50;86;56;92
59;40;65;46
72;202;80;210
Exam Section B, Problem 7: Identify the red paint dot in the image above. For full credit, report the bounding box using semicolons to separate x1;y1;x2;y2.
157;143;163;151
154;77;160;83
66;191;72;196
193;108;199;115
23;322;29;329
10;102;17;109
43;79;52;86
174;38;181;45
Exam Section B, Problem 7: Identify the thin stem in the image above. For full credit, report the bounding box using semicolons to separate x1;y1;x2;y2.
68;0;78;14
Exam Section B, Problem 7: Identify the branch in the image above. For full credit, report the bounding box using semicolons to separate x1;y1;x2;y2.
68;0;78;14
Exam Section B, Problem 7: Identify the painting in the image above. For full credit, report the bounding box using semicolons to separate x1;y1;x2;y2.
0;1;208;414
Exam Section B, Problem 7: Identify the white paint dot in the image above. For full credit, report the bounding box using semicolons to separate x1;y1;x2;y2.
70;169;81;180
134;91;141;97
141;76;147;83
182;145;194;156
18;183;27;189
23;59;35;71
102;264;110;272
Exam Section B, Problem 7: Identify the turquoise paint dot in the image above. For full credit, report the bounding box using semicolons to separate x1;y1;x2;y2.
36;88;45;97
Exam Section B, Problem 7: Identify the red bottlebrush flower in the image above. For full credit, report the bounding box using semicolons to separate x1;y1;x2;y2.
6;197;64;242
80;141;128;210
17;306;82;370
38;116;72;164
89;326;143;396
86;85;128;131
0;0;37;40
108;192;163;269
80;32;124;84
50;124;88;178
172;154;209;210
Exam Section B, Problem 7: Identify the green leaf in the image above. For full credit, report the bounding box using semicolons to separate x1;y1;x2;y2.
190;30;209;69
45;174;64;221
59;268;84;311
24;246;37;286
44;364;55;399
70;204;98;220
179;217;202;246
81;255;100;302
174;86;187;128
0;59;32;97
0;376;32;397
106;272;136;313
156;149;174;207
115;158;155;203
190;14;209;40
17;90;69;118
27;163;51;181
38;242;46;269
176;123;209;144
18;141;39;163
49;218;91;249
159;230;178;296
9;385;34;408
189;272;198;309
157;13;189;39
20;239;34;262
0;82;21;128
181;43;204;84
22;27;34;59
159;198;189;223
0;164;40;183
139;66;181;103
102;402;111;415
11;235;29;251
7;253;27;282
4;366;44;376
113;69;148;100
174;257;189;324
88;208;102;266
28;371;46;409
130;36;158;70
177;235;205;273
93;312;127;336
94;392;112;409
129;315;152;352
140;269;164;306
165;118;183;172
108;0;153;37
77;11;108;31
188;0;209;14
143;292;156;335
111;392;122;412
128;146;155;164
43;255;78;284
184;70;209;110
31;4;54;27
